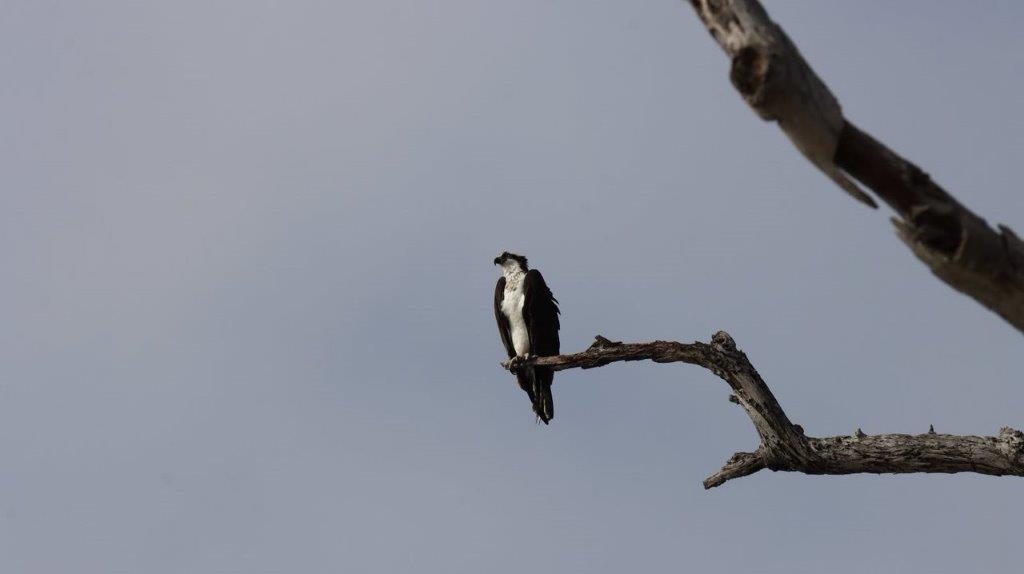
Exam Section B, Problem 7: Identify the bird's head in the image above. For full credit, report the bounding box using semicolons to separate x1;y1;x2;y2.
493;251;529;273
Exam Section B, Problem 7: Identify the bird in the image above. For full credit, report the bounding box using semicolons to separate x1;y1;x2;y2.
493;251;560;424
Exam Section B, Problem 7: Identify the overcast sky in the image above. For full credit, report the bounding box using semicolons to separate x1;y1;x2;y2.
2;1;1023;572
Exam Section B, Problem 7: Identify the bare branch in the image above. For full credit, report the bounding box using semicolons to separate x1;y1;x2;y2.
686;0;1024;333
703;450;765;489
504;334;1024;488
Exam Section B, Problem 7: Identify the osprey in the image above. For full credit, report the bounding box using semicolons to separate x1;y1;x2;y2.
493;251;560;423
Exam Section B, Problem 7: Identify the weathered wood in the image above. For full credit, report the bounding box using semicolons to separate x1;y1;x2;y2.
505;334;1024;488
835;123;1024;331
687;0;1024;333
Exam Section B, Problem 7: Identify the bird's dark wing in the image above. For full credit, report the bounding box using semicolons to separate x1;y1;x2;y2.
494;277;516;359
523;269;559;423
522;269;560;357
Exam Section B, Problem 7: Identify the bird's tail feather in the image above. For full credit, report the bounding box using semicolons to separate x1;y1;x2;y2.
532;367;554;424
515;365;554;424
515;370;538;420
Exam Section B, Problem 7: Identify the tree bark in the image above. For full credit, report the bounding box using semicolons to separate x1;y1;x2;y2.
505;334;1024;489
686;0;1024;333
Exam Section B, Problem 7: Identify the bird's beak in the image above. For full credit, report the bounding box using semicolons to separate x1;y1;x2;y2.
493;257;501;265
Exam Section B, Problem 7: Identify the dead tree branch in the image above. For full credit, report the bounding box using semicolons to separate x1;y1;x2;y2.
504;333;1024;488
687;0;1024;333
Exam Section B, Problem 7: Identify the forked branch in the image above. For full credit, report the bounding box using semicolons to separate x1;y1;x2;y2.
504;333;1024;488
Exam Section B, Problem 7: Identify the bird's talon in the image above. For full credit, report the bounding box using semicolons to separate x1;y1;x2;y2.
507;356;527;374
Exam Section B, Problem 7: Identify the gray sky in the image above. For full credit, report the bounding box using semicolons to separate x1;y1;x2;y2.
2;1;1023;572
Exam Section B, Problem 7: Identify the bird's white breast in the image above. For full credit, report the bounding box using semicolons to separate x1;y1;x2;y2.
501;276;530;356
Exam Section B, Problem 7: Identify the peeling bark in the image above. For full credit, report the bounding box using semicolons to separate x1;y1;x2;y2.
504;334;1024;489
687;0;1024;333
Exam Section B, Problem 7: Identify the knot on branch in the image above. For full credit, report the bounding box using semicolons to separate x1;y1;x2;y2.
905;203;963;257
730;47;773;105
711;331;736;352
999;427;1024;460
588;335;623;351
